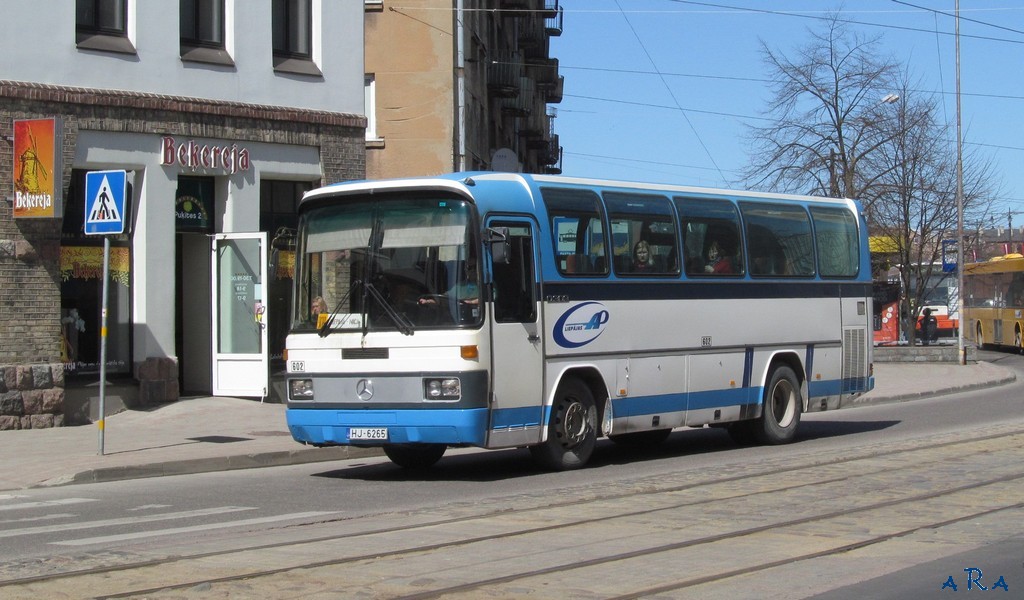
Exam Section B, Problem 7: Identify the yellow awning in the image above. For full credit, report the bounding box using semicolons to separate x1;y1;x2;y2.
869;236;900;253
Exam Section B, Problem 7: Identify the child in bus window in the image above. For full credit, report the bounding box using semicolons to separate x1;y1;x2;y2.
704;239;735;274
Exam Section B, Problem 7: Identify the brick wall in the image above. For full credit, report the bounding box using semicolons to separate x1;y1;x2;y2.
1;80;365;427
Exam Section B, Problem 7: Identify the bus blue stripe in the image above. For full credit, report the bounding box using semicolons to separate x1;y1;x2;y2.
490;406;544;429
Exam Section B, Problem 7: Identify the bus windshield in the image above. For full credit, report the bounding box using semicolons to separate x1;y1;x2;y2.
293;195;481;333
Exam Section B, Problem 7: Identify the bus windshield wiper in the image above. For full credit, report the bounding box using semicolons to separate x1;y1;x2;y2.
364;282;415;336
317;281;359;338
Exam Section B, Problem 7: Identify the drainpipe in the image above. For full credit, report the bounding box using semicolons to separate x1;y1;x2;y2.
455;0;467;171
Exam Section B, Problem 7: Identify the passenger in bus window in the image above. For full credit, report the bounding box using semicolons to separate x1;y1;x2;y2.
632;240;654;272
311;296;328;317
704;239;735;274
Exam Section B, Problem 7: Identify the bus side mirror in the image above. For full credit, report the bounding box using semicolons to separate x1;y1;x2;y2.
487;227;511;265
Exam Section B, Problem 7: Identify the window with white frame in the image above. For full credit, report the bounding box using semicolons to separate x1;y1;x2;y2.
180;0;233;65
365;74;378;141
273;0;311;59
76;0;135;53
272;0;320;75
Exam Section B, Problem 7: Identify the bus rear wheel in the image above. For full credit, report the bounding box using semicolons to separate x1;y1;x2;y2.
530;379;597;471
752;365;802;445
383;443;446;470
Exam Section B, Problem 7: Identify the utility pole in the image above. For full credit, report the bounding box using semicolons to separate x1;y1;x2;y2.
955;0;966;365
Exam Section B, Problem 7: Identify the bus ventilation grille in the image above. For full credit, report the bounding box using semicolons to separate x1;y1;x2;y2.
841;328;865;393
342;348;389;360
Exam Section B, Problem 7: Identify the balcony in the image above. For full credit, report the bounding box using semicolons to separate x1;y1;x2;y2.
518;15;551;59
527;57;559;87
542;139;563;174
497;0;532;17
544;1;564;36
522;112;549;146
544;76;563;104
501;76;535;117
488;51;523;98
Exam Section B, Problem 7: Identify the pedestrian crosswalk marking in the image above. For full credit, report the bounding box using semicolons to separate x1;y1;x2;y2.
52;511;336;546
0;506;255;539
0;497;97;512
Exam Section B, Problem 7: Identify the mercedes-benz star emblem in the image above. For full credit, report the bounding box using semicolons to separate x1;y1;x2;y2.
356;379;374;401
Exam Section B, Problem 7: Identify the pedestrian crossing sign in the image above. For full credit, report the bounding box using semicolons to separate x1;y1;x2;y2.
84;170;127;235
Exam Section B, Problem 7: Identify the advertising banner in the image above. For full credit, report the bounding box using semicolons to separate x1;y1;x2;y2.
13;118;63;218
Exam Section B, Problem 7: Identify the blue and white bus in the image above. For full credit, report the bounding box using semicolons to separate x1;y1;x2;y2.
285;173;874;470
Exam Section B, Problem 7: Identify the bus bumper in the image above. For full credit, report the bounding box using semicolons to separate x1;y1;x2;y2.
286;407;489;447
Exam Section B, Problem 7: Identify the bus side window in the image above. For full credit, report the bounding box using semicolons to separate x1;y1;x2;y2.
603;191;678;276
674;196;744;277
741;202;815;277
811;207;859;278
540;187;609;277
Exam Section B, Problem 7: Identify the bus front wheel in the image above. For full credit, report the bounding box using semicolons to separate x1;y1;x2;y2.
752;365;802;445
383;443;446;470
530;379;597;471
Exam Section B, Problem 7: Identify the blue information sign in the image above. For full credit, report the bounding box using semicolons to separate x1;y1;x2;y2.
941;239;958;273
84;170;126;235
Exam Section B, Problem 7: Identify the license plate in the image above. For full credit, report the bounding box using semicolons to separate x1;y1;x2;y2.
349;427;388;441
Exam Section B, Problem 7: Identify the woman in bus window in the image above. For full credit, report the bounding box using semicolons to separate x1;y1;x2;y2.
632;240;654;272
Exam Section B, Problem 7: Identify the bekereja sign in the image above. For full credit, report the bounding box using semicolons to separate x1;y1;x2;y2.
13;118;63;219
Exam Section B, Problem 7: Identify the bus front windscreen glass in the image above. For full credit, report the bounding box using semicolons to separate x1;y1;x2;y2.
294;195;481;333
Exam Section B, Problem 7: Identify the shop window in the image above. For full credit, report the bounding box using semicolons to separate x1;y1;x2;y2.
180;0;232;65
261;180;311;371
61;169;132;377
176;176;215;233
76;0;135;54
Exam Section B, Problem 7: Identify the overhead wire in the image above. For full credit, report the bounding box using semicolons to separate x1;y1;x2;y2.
613;0;728;182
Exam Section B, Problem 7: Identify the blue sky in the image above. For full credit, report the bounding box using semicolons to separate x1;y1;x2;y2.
550;1;1024;227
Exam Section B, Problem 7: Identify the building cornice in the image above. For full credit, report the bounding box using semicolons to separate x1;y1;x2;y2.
1;79;365;129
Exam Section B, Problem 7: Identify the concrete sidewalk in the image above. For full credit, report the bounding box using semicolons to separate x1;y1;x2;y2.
0;361;1016;491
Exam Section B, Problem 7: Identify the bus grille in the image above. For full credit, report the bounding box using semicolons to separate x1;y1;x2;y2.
343;348;389;360
842;328;866;393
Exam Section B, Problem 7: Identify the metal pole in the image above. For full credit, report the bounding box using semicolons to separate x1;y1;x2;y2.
955;0;966;365
98;235;110;454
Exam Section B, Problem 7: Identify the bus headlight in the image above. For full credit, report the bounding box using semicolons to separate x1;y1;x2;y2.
289;379;315;401
424;377;461;401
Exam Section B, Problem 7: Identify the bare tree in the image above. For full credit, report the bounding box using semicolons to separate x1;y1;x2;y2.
745;15;1000;345
742;15;899;205
867;78;997;344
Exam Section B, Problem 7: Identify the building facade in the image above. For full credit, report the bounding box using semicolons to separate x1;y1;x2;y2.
364;0;563;178
1;1;366;428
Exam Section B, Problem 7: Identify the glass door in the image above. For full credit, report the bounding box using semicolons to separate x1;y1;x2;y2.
211;232;269;397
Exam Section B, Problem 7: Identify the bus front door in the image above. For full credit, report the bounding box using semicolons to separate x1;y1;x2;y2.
486;219;544;448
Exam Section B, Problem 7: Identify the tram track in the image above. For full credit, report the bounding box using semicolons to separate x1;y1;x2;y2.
2;425;1023;599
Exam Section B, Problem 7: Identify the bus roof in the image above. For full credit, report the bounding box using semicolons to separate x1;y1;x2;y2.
964;253;1024;275
300;172;863;214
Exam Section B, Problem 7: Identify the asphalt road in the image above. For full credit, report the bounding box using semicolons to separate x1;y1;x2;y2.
0;348;1021;598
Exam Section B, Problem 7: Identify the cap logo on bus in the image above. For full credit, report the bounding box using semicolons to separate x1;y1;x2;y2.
553;302;610;348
